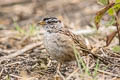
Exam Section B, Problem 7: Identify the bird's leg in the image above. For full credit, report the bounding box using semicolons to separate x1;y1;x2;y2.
56;62;66;80
47;58;52;67
57;62;61;72
56;62;62;75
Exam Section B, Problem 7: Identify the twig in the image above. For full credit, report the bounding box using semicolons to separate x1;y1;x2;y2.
0;68;4;77
100;48;107;57
0;49;16;55
0;42;42;63
115;10;120;45
9;74;22;79
66;68;79;80
6;61;21;66
98;69;120;77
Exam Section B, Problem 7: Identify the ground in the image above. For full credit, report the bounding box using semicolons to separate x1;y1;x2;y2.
0;0;120;80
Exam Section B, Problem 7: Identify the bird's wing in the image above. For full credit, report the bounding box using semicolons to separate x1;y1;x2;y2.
58;28;89;52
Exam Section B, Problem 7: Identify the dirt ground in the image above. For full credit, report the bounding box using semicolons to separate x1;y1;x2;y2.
0;0;120;80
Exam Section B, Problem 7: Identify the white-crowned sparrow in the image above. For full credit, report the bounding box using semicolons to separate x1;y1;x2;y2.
38;17;90;63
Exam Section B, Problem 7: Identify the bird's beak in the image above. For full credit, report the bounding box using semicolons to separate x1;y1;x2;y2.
38;21;46;25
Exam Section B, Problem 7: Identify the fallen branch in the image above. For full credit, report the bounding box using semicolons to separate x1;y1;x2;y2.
0;42;43;63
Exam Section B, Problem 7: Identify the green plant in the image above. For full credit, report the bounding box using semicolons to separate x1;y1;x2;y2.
14;23;36;36
112;45;120;52
93;59;99;79
73;45;90;75
73;45;100;79
29;24;36;36
6;75;10;80
95;0;120;46
14;23;25;35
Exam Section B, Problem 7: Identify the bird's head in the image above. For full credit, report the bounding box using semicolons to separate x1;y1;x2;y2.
38;17;64;32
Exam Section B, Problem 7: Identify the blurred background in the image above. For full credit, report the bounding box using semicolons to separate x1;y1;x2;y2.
0;0;101;30
1;1;120;80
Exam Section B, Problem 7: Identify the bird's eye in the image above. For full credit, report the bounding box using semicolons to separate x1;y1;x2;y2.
47;21;52;24
58;20;61;23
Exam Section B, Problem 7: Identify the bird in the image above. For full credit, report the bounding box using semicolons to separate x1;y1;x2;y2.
38;17;90;63
38;17;99;79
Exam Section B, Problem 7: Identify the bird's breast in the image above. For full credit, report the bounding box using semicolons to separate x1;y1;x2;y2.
43;32;75;62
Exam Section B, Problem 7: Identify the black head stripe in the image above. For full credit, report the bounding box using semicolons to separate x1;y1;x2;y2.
43;17;57;21
43;17;61;24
